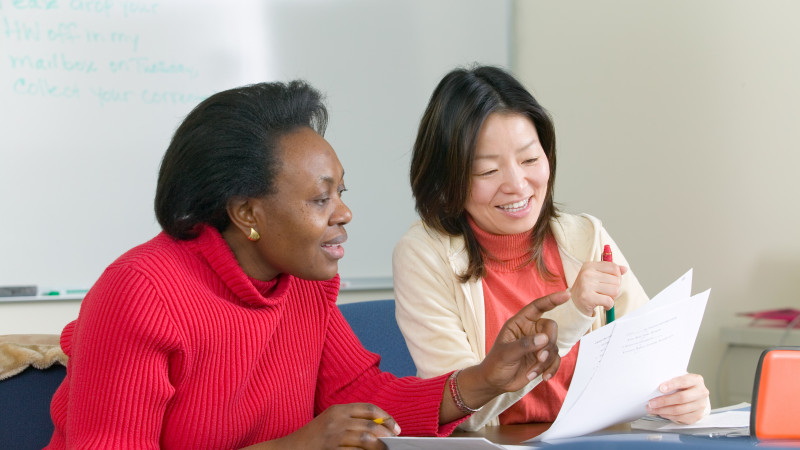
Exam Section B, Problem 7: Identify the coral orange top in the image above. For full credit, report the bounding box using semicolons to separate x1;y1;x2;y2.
470;218;579;424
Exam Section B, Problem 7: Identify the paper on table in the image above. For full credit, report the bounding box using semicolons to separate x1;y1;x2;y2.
631;403;750;433
380;436;505;449
529;269;709;442
633;411;749;431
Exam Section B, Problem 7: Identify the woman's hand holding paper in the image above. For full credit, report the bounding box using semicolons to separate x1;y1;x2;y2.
647;373;711;425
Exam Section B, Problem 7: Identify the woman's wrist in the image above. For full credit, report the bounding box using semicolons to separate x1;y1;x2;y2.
568;287;596;317
456;365;505;409
448;369;481;414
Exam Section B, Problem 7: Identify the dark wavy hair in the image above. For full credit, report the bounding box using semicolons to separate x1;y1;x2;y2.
155;81;328;239
410;65;558;282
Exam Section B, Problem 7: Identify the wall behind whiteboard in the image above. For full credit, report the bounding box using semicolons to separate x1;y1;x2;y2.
0;0;510;292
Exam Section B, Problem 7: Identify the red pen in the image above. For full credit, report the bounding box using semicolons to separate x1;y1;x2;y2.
602;244;615;324
602;244;613;262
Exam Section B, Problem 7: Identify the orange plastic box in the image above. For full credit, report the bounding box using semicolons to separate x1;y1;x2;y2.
750;347;800;440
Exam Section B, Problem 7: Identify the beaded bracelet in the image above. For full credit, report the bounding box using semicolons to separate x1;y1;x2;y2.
448;369;481;415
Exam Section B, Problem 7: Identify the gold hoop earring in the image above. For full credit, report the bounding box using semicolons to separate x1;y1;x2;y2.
247;228;261;242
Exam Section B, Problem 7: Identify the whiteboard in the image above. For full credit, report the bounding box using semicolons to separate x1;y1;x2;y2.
0;0;510;293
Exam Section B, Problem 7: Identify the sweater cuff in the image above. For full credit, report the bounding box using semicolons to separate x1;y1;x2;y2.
378;373;467;436
553;300;595;356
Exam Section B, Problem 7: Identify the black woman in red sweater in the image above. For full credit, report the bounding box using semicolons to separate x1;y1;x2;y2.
46;81;569;450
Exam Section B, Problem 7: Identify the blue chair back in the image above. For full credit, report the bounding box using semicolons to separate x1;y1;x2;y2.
338;299;417;377
0;364;66;450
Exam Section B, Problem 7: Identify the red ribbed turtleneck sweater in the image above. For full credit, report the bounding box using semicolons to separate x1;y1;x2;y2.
468;217;579;424
46;225;457;449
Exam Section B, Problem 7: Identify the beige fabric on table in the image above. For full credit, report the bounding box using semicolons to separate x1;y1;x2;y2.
0;334;67;381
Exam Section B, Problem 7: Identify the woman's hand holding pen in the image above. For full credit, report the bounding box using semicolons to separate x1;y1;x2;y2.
570;261;628;317
247;403;399;450
440;291;569;422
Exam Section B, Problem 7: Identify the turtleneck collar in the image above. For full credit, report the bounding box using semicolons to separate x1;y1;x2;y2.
466;214;533;272
186;224;291;308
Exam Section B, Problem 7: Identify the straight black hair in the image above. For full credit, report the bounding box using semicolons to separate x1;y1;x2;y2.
410;65;558;281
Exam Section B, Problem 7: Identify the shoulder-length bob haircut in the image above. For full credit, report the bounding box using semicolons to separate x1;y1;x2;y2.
410;65;558;282
155;81;328;240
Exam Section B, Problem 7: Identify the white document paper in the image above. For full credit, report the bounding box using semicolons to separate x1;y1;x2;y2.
529;269;709;442
381;436;505;449
633;410;749;431
631;402;750;435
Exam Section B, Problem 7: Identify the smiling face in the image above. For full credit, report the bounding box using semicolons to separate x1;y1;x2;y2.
464;112;550;236
246;126;352;281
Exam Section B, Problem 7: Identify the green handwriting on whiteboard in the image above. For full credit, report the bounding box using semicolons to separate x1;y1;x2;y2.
3;1;159;18
1;1;212;106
